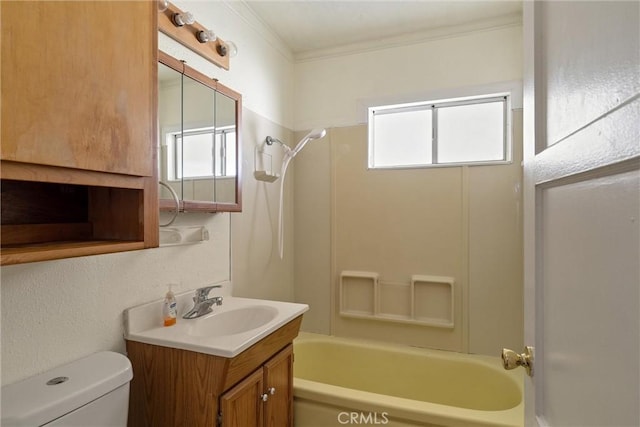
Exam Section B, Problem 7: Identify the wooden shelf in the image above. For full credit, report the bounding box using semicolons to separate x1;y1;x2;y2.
1;168;152;265
1;240;145;265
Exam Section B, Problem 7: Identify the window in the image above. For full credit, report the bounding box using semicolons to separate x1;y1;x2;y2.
368;95;508;168
166;126;237;180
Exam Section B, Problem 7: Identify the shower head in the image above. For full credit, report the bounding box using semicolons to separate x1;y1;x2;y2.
306;128;327;139
291;128;327;156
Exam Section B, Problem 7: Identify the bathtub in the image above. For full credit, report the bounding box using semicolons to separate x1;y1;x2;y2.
293;333;523;427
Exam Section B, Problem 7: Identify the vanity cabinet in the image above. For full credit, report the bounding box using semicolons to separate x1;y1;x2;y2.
0;1;158;264
220;345;293;427
126;317;301;427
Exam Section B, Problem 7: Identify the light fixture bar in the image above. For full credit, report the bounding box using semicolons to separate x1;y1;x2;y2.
158;1;231;70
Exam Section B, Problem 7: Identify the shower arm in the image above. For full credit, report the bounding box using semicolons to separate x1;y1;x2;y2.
265;136;292;155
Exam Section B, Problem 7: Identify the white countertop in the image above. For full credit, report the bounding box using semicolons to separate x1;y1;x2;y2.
124;291;308;358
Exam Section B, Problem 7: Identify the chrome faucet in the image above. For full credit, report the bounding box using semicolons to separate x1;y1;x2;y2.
182;285;223;319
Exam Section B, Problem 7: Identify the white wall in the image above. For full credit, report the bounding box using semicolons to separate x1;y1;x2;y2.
167;1;295;130
294;25;522;131
1;1;295;385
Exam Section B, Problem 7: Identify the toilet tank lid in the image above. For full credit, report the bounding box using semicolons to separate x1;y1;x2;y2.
1;351;133;426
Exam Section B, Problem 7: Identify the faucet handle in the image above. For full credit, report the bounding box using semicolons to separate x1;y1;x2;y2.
195;285;222;301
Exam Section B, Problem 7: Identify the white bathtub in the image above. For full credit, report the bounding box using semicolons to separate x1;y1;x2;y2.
293;333;523;427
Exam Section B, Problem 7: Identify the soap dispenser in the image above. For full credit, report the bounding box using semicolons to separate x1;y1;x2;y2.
162;285;177;327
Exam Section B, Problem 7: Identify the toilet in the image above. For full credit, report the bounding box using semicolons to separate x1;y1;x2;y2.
1;351;133;426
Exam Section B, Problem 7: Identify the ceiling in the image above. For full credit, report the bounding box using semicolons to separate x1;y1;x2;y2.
243;0;523;58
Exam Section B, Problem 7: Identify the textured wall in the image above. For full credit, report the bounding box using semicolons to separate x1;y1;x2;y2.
1;213;230;385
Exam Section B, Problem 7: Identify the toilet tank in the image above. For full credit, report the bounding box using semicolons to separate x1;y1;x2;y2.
1;351;133;427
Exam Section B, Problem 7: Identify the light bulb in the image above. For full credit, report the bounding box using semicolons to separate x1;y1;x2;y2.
196;29;216;43
157;0;168;12
217;41;238;58
172;11;195;27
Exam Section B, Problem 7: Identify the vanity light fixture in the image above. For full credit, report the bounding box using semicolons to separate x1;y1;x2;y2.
159;1;236;70
196;29;216;44
171;11;195;27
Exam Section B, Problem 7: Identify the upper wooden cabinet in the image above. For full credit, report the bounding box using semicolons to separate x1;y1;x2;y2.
0;1;158;265
1;1;156;176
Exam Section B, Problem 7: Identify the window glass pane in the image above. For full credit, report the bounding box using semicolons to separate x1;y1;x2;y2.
167;134;177;180
225;131;237;176
213;131;237;177
371;109;432;167
437;101;504;163
214;133;222;177
175;135;183;179
182;133;213;177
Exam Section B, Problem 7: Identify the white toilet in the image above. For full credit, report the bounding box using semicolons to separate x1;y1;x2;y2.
1;351;133;426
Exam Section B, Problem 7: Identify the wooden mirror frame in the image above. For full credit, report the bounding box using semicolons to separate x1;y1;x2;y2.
158;50;242;213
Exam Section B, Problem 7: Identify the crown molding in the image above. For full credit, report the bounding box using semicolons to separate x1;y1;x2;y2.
295;12;523;63
223;0;295;63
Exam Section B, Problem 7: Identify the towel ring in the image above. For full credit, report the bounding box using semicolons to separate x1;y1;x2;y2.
159;181;180;227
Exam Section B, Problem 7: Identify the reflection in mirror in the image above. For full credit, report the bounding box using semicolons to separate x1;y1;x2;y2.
157;50;242;212
181;74;216;203
158;62;183;201
214;91;237;204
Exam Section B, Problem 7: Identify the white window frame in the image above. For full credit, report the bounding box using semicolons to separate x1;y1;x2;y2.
368;93;512;169
166;125;236;180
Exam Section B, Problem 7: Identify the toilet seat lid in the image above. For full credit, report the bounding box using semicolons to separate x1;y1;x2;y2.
1;351;133;426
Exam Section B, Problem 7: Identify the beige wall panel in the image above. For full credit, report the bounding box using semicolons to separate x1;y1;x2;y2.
331;125;465;351
468;110;524;355
293;130;332;333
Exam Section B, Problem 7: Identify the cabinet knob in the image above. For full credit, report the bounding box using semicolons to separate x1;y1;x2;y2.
260;393;269;402
268;387;276;395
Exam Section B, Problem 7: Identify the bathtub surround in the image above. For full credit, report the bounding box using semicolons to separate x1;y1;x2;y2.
294;114;523;355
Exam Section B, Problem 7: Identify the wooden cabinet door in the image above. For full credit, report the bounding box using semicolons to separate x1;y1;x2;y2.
1;1;156;177
263;345;294;427
220;368;264;427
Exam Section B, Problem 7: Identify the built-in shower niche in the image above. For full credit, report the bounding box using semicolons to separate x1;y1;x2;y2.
339;272;454;329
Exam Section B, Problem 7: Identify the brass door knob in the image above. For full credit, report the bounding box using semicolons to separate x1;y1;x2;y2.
501;346;534;377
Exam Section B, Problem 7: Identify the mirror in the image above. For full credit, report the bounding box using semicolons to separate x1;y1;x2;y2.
158;51;242;212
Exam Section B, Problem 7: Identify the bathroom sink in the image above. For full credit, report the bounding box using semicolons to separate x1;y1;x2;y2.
124;293;308;358
186;305;278;337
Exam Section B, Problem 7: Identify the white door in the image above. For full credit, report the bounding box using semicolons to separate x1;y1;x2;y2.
522;1;639;426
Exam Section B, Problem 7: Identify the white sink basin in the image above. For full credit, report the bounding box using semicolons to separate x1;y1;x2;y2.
124;293;308;358
186;305;278;338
